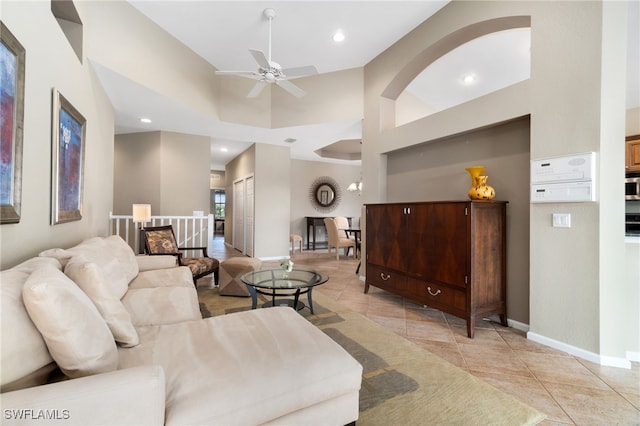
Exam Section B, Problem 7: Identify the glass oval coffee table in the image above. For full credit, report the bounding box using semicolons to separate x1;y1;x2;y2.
240;269;328;314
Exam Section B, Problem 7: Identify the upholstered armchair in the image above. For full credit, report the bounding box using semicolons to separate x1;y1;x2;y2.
143;225;219;286
324;218;356;261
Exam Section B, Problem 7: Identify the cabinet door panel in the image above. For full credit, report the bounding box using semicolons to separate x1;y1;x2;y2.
366;204;406;271
407;203;468;287
627;137;640;172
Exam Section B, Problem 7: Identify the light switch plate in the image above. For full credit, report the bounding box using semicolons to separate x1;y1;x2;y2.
552;213;571;228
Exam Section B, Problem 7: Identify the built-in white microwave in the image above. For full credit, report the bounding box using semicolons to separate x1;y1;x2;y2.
626;176;640;200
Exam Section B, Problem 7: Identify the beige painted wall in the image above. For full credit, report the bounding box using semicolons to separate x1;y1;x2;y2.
627;107;640;136
362;0;634;362
290;160;363;246
225;144;292;259
113;131;210;216
113;132;161;214
254;144;291;259
1;2;115;268
158;132;210;215
85;1;219;121
217;69;364;130
225;148;362;259
386;117;530;324
210;171;226;190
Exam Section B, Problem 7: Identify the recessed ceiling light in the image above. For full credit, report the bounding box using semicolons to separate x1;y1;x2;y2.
284;138;297;143
462;74;476;85
220;147;228;152
332;30;345;43
140;117;152;123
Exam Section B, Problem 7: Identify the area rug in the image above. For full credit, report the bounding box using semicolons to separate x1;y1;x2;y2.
198;287;546;426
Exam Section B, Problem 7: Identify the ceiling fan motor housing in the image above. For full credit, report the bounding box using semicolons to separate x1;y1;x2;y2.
215;7;316;98
263;8;276;20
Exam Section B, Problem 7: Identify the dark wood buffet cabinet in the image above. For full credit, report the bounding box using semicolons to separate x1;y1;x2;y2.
365;201;508;338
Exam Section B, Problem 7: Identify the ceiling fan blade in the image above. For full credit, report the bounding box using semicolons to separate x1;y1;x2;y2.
215;70;259;79
249;49;270;69
275;79;306;98
282;65;318;78
247;80;268;98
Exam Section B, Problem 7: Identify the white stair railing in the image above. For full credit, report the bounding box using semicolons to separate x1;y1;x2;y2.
109;212;214;256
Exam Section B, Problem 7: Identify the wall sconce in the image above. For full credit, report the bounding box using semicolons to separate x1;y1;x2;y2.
132;204;151;229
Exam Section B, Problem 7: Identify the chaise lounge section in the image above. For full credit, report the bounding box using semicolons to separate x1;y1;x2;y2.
0;236;362;425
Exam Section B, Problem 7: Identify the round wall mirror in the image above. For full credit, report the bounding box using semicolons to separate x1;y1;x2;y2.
309;176;342;213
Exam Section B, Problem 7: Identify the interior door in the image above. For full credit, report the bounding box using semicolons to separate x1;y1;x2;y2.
233;179;245;253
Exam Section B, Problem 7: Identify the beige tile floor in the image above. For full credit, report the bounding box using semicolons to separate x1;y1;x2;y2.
205;235;640;425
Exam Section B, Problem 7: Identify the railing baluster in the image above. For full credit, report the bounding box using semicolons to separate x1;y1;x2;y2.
109;213;214;256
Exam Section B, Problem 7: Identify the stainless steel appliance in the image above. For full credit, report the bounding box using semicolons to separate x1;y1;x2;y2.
626;173;640;200
626;213;640;235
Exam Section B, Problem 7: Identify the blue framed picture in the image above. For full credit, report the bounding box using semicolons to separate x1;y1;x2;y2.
0;22;25;224
51;89;86;224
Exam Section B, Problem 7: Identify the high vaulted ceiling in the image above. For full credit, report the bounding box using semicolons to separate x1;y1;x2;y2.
97;1;639;170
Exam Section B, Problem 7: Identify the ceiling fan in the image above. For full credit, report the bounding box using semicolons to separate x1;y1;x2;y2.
215;8;318;98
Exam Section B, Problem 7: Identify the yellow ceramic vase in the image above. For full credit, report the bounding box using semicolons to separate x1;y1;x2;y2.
465;166;486;183
468;175;496;200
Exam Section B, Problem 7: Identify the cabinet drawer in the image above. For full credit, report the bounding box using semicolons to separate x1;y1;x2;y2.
366;264;407;291
408;278;466;312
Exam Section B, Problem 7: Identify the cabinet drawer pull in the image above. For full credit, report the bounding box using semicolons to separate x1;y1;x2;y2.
380;273;391;281
427;286;441;296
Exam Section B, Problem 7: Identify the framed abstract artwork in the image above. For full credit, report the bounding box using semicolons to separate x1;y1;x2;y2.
0;22;26;224
51;89;86;225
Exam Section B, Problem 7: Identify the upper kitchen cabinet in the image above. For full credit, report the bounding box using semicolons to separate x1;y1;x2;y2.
627;135;640;173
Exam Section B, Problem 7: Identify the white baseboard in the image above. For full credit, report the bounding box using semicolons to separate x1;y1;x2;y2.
257;256;287;261
507;318;530;333
627;351;640;363
527;332;632;369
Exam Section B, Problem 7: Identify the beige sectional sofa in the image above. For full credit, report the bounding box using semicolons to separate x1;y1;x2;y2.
0;236;362;425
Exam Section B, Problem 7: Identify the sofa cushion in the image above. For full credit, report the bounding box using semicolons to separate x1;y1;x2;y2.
65;256;139;347
128;266;193;290
118;307;362;425
0;365;166;426
135;255;178;272
0;257;60;388
23;265;118;378
122;287;202;326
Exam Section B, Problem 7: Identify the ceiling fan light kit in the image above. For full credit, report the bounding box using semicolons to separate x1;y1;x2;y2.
215;8;318;98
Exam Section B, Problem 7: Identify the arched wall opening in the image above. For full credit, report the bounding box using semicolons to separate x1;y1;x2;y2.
379;16;531;131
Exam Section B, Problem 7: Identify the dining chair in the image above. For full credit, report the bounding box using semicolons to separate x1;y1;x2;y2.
335;216;360;258
333;216;351;238
324;218;356;261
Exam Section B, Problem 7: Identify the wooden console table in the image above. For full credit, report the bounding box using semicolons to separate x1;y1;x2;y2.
306;217;327;251
305;216;352;250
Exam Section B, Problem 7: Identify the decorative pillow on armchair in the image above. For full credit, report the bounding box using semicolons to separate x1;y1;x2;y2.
22;265;118;378
144;229;179;254
65;256;139;347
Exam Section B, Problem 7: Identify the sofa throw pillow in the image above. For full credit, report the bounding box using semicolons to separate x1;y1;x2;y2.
65;257;139;347
104;235;139;284
41;237;131;299
22;265;118;378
